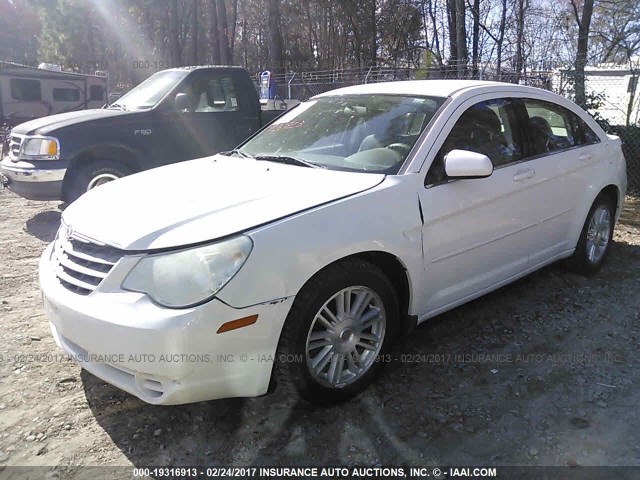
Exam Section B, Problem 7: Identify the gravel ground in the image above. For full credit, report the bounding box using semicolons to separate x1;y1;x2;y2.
0;186;639;472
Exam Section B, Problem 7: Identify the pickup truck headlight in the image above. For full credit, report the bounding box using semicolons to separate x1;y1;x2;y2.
122;236;253;308
20;136;60;160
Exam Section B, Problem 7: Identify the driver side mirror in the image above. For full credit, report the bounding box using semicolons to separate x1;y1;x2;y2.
444;149;493;179
175;93;192;112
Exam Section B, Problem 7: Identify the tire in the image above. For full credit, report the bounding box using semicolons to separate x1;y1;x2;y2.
65;160;133;203
565;193;615;275
275;259;399;405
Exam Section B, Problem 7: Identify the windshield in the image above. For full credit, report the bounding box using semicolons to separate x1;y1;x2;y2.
239;94;446;173
110;70;188;110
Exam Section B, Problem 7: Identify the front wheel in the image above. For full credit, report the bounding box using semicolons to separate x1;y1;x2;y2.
565;193;615;274
275;259;399;405
65;160;132;203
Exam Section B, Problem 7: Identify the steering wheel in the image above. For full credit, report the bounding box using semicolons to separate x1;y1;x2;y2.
386;143;412;156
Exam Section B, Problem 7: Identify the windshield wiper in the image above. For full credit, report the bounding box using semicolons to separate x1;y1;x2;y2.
254;155;323;169
108;103;127;111
219;149;254;159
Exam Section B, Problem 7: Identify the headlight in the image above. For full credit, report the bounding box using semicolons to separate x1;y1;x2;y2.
20;136;60;160
122;235;253;308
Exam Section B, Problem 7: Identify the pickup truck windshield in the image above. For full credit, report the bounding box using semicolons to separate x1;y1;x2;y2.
238;94;446;174
110;70;189;110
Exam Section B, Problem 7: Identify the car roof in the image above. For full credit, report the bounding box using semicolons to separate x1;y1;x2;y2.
166;65;248;72
313;79;542;99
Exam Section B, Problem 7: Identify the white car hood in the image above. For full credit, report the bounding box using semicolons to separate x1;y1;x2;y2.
62;156;384;250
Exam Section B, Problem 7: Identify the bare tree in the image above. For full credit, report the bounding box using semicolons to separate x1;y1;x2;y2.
571;0;595;107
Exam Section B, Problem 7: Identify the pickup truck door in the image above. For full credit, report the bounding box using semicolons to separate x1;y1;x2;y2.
155;70;261;163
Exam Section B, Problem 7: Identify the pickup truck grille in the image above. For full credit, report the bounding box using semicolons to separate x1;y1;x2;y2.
9;135;22;160
53;234;125;295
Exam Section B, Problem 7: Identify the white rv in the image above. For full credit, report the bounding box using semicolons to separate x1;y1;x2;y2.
1;62;108;153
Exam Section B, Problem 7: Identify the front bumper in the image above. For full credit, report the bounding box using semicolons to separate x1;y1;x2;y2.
39;243;294;405
0;157;66;200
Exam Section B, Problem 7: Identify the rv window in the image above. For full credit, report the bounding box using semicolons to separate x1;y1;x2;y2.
90;85;104;101
53;88;80;102
10;78;42;101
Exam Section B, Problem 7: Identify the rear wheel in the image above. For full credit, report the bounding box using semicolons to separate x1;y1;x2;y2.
275;259;399;405
65;160;132;203
565;193;615;274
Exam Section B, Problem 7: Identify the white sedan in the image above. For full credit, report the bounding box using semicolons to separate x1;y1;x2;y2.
40;80;627;405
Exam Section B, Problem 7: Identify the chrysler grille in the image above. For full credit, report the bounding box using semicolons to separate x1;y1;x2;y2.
53;235;125;295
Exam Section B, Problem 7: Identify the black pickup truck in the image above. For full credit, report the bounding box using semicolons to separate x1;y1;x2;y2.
0;66;286;202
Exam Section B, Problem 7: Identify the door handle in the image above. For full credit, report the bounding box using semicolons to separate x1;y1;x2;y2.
579;153;592;162
513;169;535;181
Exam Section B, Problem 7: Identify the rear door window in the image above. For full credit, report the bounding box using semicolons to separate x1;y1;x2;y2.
522;99;599;156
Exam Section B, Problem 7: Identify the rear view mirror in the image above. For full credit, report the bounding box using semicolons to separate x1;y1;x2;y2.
175;93;192;112
444;149;493;178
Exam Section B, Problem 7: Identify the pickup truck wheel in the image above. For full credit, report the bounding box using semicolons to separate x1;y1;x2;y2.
65;160;132;203
275;259;399;405
565;193;615;275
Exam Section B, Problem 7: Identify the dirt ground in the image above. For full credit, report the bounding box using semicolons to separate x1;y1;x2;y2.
0;184;639;473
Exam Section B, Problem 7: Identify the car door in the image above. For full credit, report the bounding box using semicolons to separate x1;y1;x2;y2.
417;95;540;316
516;97;601;265
155;70;258;162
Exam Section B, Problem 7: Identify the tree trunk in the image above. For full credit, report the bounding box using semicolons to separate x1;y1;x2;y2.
573;0;594;108
514;0;528;83
370;0;377;66
168;0;181;67
471;0;480;78
189;0;198;65
455;0;467;77
230;0;238;59
427;0;443;65
216;0;232;64
267;0;285;74
85;5;96;74
447;0;458;65
208;0;221;64
240;0;247;68
496;0;507;79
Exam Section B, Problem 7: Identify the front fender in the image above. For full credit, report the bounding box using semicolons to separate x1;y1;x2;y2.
217;176;425;316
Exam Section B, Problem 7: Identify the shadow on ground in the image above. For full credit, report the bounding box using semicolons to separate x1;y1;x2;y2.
82;239;640;467
619;196;640;227
25;210;61;242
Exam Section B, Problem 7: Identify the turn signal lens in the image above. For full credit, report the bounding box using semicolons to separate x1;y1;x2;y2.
217;315;258;334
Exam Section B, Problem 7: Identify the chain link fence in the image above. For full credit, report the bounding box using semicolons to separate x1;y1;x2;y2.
263;65;638;195
558;70;640;196
608;126;640;195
